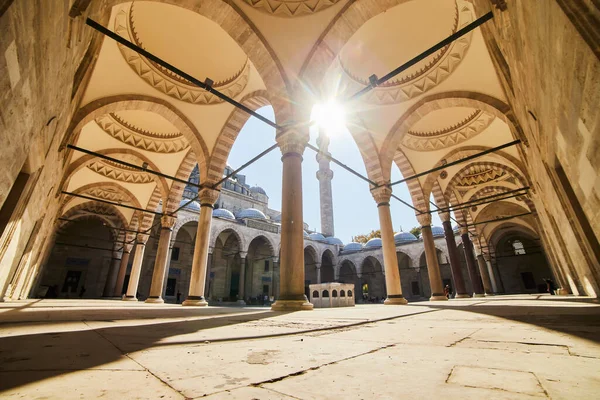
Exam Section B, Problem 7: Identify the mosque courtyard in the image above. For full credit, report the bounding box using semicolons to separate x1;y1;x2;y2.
0;295;598;399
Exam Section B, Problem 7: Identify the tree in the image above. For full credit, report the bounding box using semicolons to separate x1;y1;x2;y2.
352;229;381;244
409;226;422;238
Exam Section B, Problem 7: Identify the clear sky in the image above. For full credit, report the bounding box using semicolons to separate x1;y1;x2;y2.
227;107;442;244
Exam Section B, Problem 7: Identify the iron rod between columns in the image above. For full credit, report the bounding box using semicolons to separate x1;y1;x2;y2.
467;212;532;227
446;192;526;214
305;143;378;187
429;187;530;214
61;191;164;216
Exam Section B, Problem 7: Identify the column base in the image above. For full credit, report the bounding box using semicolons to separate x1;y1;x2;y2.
122;296;138;301
384;296;408;305
182;299;208;307
237;300;246;305
557;288;570;295
429;295;449;301
454;294;471;299
145;297;164;304
473;293;486;298
485;293;496;296
271;299;313;311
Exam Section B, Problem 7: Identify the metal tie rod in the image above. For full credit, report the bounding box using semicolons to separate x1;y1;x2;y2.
388;140;521;187
86;18;282;131
347;11;494;102
68;144;204;189
466;212;532;227
62;191;164;216
446;192;527;214
431;186;530;214
214;143;279;188
428;200;462;227
305;143;378;187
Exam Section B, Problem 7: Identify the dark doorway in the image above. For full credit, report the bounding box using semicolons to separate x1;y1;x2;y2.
229;272;240;300
61;271;81;294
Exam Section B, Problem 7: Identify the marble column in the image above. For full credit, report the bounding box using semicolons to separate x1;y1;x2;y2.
238;252;247;304
417;214;447;301
146;215;176;303
316;262;322;284
103;250;123;297
183;188;219;306
271;130;313;311
440;216;469;298
461;229;484;297
476;252;494;295
316;128;335;237
124;234;149;301
113;247;131;297
372;186;407;305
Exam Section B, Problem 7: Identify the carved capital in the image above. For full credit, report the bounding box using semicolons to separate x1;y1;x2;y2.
277;129;308;156
136;233;149;244
459;226;469;236
371;186;392;205
416;213;432;227
437;211;450;223
123;244;133;253
239;251;248;259
490;0;507;11
161;215;176;229
198;188;220;206
316;169;334;181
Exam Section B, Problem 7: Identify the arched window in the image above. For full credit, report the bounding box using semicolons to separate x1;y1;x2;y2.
340;290;346;297
312;290;319;298
348;290;353;297
332;290;338;297
512;240;526;255
322;290;329;297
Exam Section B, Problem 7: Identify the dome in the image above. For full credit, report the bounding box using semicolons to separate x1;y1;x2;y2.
237;208;267;219
303;230;309;238
212;208;235;220
344;242;363;252
365;238;383;248
394;231;418;244
325;237;344;246
309;233;326;241
179;199;200;212
274;214;282;222
431;226;445;237
250;186;267;196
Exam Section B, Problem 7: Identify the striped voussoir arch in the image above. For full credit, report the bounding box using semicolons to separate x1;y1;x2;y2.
468;185;536;214
393;149;428;213
345;117;387;185
207;91;272;185
166;149;197;214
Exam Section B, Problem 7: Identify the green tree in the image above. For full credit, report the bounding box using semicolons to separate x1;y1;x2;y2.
409;226;422;238
352;229;381;244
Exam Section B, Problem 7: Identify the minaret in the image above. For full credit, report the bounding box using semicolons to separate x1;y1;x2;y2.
316;128;335;237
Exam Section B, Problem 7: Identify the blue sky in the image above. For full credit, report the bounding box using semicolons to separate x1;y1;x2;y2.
227;107;442;243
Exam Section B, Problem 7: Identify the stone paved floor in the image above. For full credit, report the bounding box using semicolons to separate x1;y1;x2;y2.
0;295;599;399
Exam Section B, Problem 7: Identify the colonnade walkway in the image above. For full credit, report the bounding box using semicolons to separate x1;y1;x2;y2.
0;295;599;399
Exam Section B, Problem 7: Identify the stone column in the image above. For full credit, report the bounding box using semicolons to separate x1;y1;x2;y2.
183;188;219;306
440;215;469;298
316;128;334;237
476;252;494;295
124;234;149;301
238;251;247;304
417;214;447;301
113;247;131;297
271;130;313;311
461;229;484;297
372;186;407;305
146;215;176;303
484;257;499;293
316;262;322;284
103;250;123;297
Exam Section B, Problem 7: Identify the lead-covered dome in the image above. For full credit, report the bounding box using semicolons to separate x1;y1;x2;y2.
309;233;326;241
212;208;235;220
237;208;266;219
365;238;382;248
394;231;418;244
303;230;309;238
250;186;267;195
325;237;344;246
431;226;445;237
344;242;363;252
179;199;200;212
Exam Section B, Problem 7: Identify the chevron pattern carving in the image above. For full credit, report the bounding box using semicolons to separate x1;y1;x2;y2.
95;115;189;153
456;165;506;187
83;188;129;204
87;160;155;184
336;0;473;105
243;0;341;17
402;111;495;151
114;7;250;105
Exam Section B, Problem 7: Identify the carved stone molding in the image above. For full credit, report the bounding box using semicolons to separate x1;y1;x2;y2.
95;114;189;153
402;111;495;151
161;215;177;229
242;0;342;17
416;213;432;227
371;186;392;204
114;6;250;105
277;129;308;156
87;160;155;184
137;233;150;244
199;188;220;205
456;165;507;187
335;0;474;105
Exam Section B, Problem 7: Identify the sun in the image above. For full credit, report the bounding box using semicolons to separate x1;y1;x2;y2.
311;100;346;136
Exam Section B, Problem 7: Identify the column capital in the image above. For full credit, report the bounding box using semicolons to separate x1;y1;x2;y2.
239;251;248;259
136;233;149;244
316;168;334;181
416;213;432;227
438;211;451;223
459;226;469;236
277;129;308;156
161;215;177;229
123;244;133;253
371;185;392;205
199;188;219;207
314;262;322;269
